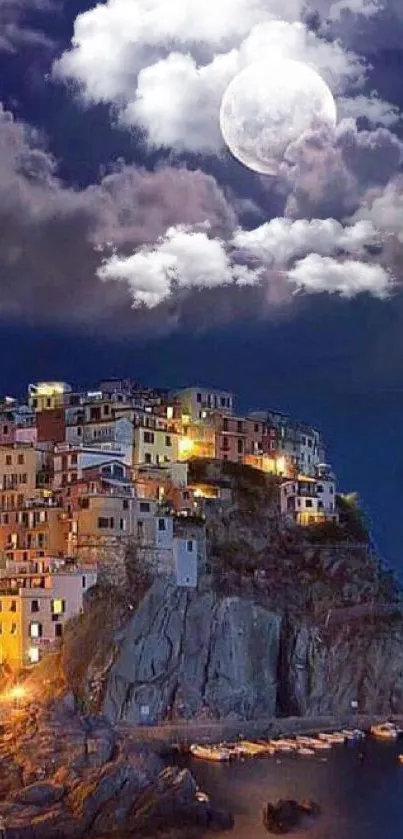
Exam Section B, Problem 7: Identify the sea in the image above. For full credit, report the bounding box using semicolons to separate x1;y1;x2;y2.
185;737;403;839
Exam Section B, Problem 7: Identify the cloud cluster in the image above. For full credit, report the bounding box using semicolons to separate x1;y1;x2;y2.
0;0;54;52
97;215;393;307
0;104;237;326
54;0;397;157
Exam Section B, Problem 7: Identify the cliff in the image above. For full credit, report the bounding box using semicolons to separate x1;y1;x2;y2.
59;460;403;722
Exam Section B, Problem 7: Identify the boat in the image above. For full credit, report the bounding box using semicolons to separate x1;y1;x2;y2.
370;723;398;740
189;744;232;761
296;746;316;756
236;740;269;756
311;739;332;751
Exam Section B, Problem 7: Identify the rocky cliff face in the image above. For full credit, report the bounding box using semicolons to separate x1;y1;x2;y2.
103;578;281;724
280;617;403;717
59;461;403;723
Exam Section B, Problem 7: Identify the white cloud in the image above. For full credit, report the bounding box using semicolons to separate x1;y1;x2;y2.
337;94;401;127
98;216;390;307
232;217;379;264
97;224;263;306
288;253;392;297
352;176;403;242
54;1;372;155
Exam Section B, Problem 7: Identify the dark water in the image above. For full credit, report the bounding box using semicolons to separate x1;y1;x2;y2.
186;739;403;838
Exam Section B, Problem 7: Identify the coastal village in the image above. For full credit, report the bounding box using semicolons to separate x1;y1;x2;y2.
0;377;339;671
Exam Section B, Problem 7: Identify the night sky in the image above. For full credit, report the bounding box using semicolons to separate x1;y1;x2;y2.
0;0;402;569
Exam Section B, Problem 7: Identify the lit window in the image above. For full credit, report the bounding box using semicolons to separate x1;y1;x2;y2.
28;646;40;663
51;599;65;615
10;623;17;635
29;622;42;638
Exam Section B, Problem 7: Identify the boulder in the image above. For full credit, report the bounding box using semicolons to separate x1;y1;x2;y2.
14;782;65;806
263;798;321;834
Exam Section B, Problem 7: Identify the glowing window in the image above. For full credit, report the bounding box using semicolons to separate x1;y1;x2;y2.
51;599;65;615
29;622;42;638
28;646;40;664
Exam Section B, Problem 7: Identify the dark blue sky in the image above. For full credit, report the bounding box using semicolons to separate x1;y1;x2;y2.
0;0;402;569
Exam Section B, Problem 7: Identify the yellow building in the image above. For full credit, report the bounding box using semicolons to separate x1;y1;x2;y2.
133;425;179;467
0;564;97;669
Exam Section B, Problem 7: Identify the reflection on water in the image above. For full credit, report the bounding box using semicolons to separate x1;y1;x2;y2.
186;739;403;838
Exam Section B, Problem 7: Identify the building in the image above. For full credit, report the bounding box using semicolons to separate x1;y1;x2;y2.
28;382;72;412
0;560;97;669
0;497;67;565
133;422;179;467
53;445;128;489
172;387;234;422
63;462;136;562
280;467;337;526
0;444;43;510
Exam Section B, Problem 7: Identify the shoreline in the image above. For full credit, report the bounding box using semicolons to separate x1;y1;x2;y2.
116;713;403;748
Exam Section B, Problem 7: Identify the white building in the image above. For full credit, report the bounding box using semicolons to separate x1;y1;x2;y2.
280;473;337;526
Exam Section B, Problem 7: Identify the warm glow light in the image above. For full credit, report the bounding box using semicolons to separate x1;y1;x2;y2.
276;457;286;473
10;685;25;700
178;436;194;457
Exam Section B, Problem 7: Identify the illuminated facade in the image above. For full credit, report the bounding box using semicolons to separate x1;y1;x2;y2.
0;562;97;669
28;382;72;412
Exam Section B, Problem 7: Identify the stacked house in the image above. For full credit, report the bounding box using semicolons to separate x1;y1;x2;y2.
0;378;338;669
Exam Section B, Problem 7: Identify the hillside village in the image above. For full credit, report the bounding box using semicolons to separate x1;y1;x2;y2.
0;377;343;671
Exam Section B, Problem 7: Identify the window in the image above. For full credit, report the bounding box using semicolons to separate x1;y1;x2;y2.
46;398;51;408
183;491;190;500
196;392;202;403
308;439;313;448
254;424;259;433
9;600;17;612
223;418;229;431
29;622;42;638
237;439;243;454
70;453;78;465
3;425;8;434
79;497;89;509
104;404;110;415
158;518;166;531
51;599;65;615
143;431;154;444
187;540;194;552
17;454;24;465
70;472;78;483
20;474;27;484
120;518;126;531
5;455;12;466
317;484;324;493
305;499;313;508
109;517;114;528
318;501;323;509
139;501;150;513
31;600;39;613
98;517;109;528
55;623;63;638
222;437;229;450
301;436;306;445
2;514;8;524
28;646;39;663
237;420;243;433
10;623;17;635
330;486;334;494
82;576;86;589
220;397;226;407
165;435;172;447
32;399;37;409
144;453;152;464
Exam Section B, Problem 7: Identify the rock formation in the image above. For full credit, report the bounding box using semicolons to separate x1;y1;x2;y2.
0;695;232;838
103;578;281;723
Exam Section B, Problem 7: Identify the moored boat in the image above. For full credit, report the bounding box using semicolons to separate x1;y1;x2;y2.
189;744;232;761
370;723;398;740
296;746;316;756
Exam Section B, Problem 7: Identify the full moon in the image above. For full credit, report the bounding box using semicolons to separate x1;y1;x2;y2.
219;58;337;176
